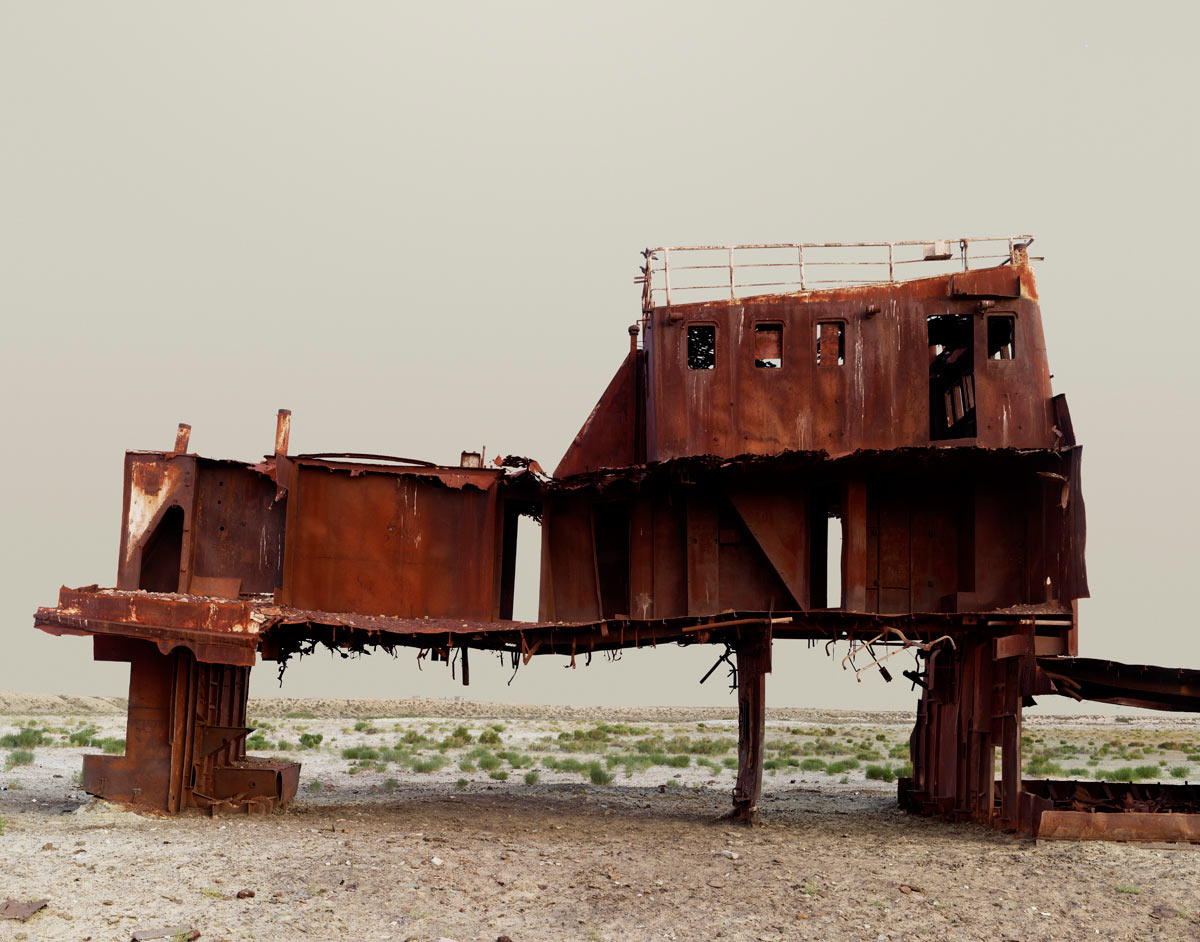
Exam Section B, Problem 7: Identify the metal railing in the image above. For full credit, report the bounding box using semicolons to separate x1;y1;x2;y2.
635;235;1034;310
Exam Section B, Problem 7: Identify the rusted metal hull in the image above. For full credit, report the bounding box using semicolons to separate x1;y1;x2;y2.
27;240;1198;840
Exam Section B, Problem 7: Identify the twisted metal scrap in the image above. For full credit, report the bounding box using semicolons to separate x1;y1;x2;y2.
840;628;956;683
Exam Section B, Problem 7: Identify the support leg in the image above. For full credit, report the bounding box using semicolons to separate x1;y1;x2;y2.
731;628;771;824
83;637;299;813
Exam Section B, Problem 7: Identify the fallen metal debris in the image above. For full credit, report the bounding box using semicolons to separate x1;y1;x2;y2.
131;928;200;942
0;899;48;921
30;236;1199;841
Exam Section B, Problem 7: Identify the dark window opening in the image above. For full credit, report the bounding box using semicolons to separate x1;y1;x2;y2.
987;315;1016;360
816;321;845;366
754;323;782;368
928;314;976;440
593;502;631;619
809;491;842;609
687;324;716;370
139;504;185;592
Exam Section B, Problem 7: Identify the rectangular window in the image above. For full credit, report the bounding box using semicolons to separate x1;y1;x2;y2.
816;321;844;366
754;323;782;368
687;324;716;370
928;314;976;439
987;315;1016;360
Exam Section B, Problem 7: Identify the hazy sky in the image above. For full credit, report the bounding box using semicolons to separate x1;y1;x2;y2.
2;2;1197;714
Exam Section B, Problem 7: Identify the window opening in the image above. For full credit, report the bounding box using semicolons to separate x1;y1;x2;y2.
687;324;716;370
139;504;185;592
816;321;845;366
928;314;976;440
987;315;1016;360
754;323;782;368
826;512;843;609
809;491;842;609
593;502;631;619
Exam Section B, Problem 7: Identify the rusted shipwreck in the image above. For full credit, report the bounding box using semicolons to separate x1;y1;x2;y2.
34;236;1199;840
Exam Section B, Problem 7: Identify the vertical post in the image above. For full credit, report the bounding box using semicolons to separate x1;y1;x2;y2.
172;423;192;455
731;626;771;824
797;245;805;291
663;248;672;307
275;409;292;457
999;657;1022;829
887;243;895;282
728;246;736;299
841;480;868;612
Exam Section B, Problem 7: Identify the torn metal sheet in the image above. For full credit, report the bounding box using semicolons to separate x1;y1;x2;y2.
1037;657;1200;712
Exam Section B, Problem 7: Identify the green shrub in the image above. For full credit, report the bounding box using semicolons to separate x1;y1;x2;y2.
477;753;502;771
1133;764;1161;781
826;759;858;774
246;733;272;750
305;780;322;793
412;756;447;774
455;778;469;789
342;746;380;761
478;729;502;745
383;777;400;789
799;758;826;772
99;738;125;755
488;770;508;781
524;770;540;785
588;762;614;785
5;749;34;769
440;726;473;748
1067;767;1089;778
277;740;295;751
864;764;895;782
68;727;98;747
1169;765;1191;779
894;763;913;779
299;733;324;749
1;729;46;748
459;758;477;772
285;711;317;719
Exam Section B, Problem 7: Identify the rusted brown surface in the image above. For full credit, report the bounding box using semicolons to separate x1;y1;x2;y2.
28;238;1197;840
631;263;1054;464
1037;657;1200;712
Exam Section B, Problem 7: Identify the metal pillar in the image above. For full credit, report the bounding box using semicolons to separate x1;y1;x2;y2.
731;627;771;824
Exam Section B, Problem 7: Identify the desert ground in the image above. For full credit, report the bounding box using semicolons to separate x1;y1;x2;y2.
1;695;1198;942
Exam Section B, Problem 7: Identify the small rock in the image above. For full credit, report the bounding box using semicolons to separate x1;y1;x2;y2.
497;936;514;942
41;843;56;851
236;889;255;899
431;856;444;868
716;850;740;860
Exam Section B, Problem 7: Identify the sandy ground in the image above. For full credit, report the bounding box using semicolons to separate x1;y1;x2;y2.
1;698;1198;942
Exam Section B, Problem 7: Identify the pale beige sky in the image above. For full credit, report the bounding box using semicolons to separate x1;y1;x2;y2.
2;2;1197;712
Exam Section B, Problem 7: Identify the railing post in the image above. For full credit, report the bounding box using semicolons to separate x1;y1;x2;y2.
798;245;805;291
888;243;895;282
729;246;736;299
663;248;672;307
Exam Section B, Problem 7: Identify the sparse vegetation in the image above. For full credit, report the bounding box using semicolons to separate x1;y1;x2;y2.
864;764;895;783
5;750;33;770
